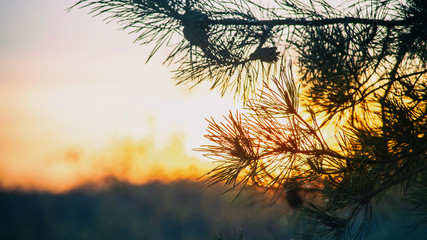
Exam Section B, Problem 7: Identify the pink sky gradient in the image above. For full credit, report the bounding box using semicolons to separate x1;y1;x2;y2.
0;0;240;191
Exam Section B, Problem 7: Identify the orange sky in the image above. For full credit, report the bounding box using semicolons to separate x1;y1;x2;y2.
0;1;344;193
0;1;241;192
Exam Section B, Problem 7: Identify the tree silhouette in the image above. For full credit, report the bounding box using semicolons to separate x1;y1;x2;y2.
70;0;427;239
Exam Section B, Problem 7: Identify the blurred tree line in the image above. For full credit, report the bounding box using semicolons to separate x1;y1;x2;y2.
0;179;425;240
0;180;297;240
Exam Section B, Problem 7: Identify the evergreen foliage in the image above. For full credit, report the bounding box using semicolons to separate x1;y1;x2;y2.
70;0;427;238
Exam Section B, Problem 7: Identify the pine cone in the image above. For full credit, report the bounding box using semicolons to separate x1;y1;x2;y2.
182;10;210;48
286;186;303;208
249;47;280;63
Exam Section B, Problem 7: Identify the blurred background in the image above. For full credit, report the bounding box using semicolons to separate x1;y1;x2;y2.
0;0;242;192
0;1;425;239
0;1;296;239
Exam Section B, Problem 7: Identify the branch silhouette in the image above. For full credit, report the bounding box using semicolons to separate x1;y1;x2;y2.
71;0;427;238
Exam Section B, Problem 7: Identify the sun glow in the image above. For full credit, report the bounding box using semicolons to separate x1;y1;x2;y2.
0;134;214;193
0;1;242;193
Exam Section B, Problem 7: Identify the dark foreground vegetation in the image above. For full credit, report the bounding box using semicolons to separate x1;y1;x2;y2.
0;179;425;240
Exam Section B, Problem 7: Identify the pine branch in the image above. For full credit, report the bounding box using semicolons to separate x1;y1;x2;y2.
71;0;427;237
210;17;410;27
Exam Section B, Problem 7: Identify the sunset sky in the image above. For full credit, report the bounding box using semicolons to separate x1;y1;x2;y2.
0;0;243;192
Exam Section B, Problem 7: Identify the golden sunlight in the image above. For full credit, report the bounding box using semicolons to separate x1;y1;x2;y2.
0;1;239;193
0;134;213;193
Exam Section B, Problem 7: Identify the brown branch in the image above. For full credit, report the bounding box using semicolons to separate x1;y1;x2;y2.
210;17;410;28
